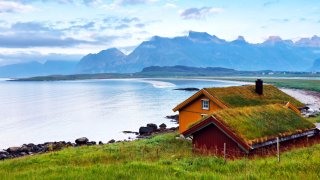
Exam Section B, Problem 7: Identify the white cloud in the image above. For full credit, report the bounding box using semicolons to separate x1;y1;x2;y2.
164;3;177;9
0;1;34;13
180;7;223;20
114;0;156;6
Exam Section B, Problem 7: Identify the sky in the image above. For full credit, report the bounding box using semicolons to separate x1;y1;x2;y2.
0;0;320;66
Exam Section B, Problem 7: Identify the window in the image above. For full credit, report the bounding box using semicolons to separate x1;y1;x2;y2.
202;99;209;110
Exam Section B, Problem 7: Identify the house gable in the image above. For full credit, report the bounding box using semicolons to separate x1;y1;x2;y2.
176;93;226;133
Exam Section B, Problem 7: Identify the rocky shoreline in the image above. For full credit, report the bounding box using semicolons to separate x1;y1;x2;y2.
0;123;178;161
281;88;320;117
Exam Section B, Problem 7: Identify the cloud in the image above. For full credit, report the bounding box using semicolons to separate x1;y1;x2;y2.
270;18;290;23
0;35;91;48
0;1;34;13
164;3;177;9
114;24;130;29
180;7;223;20
135;23;145;28
263;0;280;7
114;0;156;6
16;0;103;6
0;21;98;48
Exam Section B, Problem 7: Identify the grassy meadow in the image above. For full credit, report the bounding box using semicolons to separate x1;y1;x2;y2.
211;77;320;92
0;133;320;179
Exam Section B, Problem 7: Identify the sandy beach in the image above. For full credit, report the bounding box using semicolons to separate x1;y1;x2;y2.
281;88;320;111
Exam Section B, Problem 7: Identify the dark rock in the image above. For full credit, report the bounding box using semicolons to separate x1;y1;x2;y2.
159;123;167;130
20;152;27;156
123;131;139;135
139;126;154;135
87;141;96;146
20;145;32;153
169;127;178;131
0;154;8;160
0;150;8;155
99;141;104;145
165;115;179;120
173;88;200;91
7;147;21;154
108;139;115;144
75;137;89;145
147;123;158;131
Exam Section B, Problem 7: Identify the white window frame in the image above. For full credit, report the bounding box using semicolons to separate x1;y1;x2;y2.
201;99;209;110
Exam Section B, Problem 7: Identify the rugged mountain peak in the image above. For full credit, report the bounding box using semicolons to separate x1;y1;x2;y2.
264;36;283;43
262;36;293;46
236;36;246;41
296;35;320;47
188;31;225;43
231;36;248;44
98;48;125;57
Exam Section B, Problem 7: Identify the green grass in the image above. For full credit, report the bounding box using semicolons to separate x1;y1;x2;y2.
212;77;320;92
213;104;315;145
307;116;320;123
204;85;304;108
1;133;320;179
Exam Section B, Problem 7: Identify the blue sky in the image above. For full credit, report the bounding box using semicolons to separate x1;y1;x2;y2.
0;0;319;65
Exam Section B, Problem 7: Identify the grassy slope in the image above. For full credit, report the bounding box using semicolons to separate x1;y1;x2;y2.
1;133;320;179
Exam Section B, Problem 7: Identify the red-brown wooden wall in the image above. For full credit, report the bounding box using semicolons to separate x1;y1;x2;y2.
192;124;244;156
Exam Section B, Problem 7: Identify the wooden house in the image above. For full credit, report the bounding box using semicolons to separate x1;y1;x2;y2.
183;104;317;156
173;80;317;156
173;80;304;133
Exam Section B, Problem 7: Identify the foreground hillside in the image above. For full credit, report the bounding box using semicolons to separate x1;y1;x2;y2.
1;133;320;179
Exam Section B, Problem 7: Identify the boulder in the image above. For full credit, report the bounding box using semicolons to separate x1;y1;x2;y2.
147;123;158;131
108;139;115;144
0;154;7;160
20;145;32;153
139;126;153;135
159;123;167;130
87;141;96;146
7;147;21;154
75;137;89;145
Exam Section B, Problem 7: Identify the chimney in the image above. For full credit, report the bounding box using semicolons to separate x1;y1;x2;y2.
255;79;263;95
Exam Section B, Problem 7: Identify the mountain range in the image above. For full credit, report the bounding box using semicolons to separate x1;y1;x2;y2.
76;31;320;73
1;31;320;77
0;61;77;77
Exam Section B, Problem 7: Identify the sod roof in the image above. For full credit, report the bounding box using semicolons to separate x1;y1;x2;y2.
188;104;315;146
204;85;304;108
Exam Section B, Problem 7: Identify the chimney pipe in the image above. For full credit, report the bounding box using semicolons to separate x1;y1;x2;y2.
255;79;263;95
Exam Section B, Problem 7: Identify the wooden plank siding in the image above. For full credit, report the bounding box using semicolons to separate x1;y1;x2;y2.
178;94;223;133
193;124;244;156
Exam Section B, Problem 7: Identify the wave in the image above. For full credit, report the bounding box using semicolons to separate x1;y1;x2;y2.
137;79;176;88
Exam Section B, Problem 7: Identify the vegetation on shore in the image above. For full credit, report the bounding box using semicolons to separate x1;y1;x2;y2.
214;77;320;92
1;133;320;179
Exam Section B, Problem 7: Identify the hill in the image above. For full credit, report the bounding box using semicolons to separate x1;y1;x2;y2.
1;133;320;179
76;31;320;73
0;61;78;78
310;58;320;72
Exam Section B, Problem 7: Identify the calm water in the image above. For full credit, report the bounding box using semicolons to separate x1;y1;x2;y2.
0;78;245;148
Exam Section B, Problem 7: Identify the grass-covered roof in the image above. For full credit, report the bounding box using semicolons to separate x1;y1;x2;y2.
204;85;304;108
189;104;315;145
212;104;315;145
